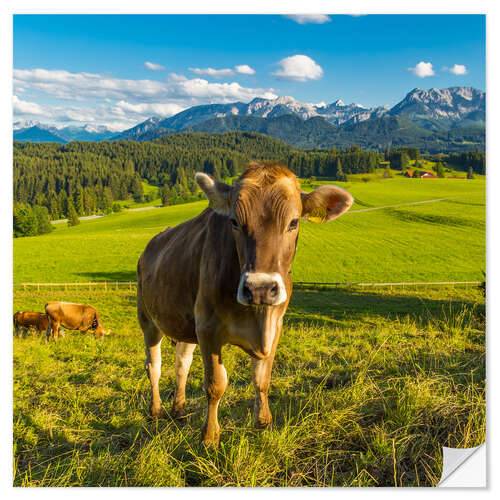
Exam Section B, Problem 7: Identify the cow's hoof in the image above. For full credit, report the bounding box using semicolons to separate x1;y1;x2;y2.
171;406;188;421
150;403;163;419
201;425;220;448
255;417;272;429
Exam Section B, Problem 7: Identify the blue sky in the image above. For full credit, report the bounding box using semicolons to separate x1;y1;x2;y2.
13;14;486;131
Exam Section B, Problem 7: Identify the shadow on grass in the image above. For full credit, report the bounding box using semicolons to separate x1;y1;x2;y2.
77;270;137;282
286;286;484;330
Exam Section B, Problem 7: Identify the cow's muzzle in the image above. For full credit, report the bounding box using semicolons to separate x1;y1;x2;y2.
237;272;287;306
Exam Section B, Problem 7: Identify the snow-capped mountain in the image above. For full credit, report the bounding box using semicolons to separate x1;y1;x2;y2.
389;87;485;127
13;122;116;142
13;87;485;144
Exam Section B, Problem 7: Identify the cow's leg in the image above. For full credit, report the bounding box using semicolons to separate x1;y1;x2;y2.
172;342;196;419
52;321;60;342
144;335;163;418
198;334;227;446
252;322;282;429
45;325;51;344
138;301;163;418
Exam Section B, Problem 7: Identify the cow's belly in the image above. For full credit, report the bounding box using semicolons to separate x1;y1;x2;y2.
148;295;198;344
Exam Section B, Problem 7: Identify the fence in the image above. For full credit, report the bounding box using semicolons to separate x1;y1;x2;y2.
13;280;482;292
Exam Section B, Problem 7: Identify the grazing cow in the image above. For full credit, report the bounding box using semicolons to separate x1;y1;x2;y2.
44;301;109;342
137;162;353;445
13;311;49;337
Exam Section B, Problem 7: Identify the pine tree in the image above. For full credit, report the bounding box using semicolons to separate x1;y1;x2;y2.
75;186;84;215
131;174;144;202
33;205;53;234
335;158;347;182
67;200;80;227
161;184;173;206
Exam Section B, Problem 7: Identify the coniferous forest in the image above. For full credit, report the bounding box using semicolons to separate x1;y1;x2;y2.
13;131;485;237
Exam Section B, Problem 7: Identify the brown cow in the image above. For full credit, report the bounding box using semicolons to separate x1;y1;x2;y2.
137;162;353;445
45;301;109;342
13;311;49;337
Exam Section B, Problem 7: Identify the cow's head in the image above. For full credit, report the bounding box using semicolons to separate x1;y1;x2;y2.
196;163;353;306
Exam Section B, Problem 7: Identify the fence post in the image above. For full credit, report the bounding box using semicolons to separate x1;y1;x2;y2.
129;281;132;291
37;284;40;291
104;282;107;291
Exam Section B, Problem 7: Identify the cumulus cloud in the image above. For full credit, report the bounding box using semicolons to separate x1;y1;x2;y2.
189;67;236;78
13;68;276;104
13;95;43;115
189;64;256;78
284;14;331;24
447;64;468;75
12;67;277;130
235;64;256;75
408;61;435;78
144;61;165;71
272;54;323;82
114;100;184;116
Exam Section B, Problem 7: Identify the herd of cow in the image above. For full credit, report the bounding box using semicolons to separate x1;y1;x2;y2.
13;301;110;342
14;163;353;446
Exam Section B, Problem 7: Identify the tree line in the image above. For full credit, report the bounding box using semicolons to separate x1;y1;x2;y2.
15;131;475;237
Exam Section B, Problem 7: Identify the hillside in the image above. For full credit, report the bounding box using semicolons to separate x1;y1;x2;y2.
183;113;484;153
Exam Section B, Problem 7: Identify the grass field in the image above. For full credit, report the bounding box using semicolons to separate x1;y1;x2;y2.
14;176;485;284
13;285;485;487
13;173;486;487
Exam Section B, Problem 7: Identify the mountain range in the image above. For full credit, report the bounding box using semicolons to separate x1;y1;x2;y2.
13;122;116;143
14;87;485;152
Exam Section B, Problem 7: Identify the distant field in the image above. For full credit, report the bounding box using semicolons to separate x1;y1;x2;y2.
14;177;485;284
13;285;485;486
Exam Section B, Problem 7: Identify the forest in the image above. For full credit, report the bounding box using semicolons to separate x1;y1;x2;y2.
13;131;485;236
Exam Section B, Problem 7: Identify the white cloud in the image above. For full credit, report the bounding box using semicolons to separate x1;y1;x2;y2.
114;100;184;116
13;68;276;104
189;67;236;78
284;14;331;24
189;64;256;78
13;95;43;115
408;61;435;78
145;61;165;71
235;64;256;75
12;67;278;130
272;54;323;82
448;64;468;75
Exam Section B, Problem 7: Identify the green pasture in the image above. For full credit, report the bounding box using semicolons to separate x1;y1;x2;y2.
13;285;485;486
14;177;485;284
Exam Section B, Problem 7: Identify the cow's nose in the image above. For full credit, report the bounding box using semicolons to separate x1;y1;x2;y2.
243;279;280;305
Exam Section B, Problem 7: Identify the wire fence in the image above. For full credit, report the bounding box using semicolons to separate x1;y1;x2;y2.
13;280;483;292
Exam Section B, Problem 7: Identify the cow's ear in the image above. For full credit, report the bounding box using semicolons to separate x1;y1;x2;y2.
301;185;353;223
195;172;233;215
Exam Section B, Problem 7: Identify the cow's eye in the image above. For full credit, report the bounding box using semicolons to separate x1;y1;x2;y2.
288;218;299;232
230;218;240;230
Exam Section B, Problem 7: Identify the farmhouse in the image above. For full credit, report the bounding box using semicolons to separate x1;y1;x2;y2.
404;170;438;179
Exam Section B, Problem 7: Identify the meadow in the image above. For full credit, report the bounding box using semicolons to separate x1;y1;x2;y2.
13;176;485;284
13;173;486;487
13;286;485;487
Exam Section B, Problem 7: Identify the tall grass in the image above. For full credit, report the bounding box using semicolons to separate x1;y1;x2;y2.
13;286;485;486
